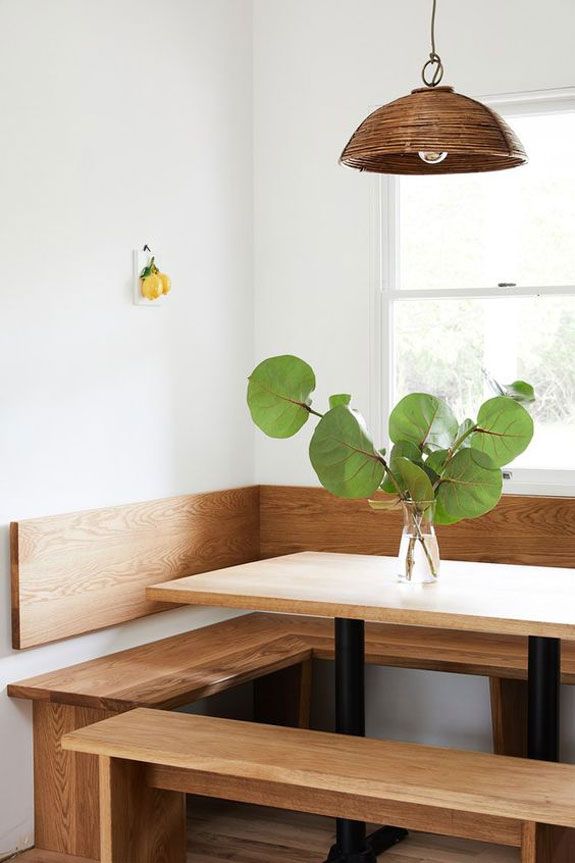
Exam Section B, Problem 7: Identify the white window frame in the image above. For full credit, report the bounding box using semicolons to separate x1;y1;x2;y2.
369;87;575;496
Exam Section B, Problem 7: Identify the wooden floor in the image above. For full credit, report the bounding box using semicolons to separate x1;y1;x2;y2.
187;797;518;863
11;797;519;863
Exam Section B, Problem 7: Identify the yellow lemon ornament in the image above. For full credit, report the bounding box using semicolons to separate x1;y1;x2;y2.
141;273;163;300
158;272;171;295
139;255;171;301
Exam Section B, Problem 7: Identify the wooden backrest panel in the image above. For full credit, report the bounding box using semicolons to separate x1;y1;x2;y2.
11;483;575;650
11;486;259;649
259;486;575;569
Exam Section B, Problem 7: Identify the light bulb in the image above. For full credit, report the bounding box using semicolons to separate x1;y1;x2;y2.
418;150;448;164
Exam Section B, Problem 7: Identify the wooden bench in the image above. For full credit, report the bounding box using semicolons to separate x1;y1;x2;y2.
9;486;575;860
62;707;575;863
8;613;313;861
14;611;575;860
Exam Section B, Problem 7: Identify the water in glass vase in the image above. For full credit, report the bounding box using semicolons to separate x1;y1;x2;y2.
397;501;440;584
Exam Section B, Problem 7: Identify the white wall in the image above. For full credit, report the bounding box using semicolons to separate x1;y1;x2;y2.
253;0;575;752
0;0;254;855
2;1;575;854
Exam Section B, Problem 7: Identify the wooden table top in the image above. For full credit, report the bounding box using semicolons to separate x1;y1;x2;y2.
147;552;575;639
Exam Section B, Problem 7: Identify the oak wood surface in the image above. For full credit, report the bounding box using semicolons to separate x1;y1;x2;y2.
153;766;522;848
33;703;113;859
9;852;98;863
99;756;185;863
185;797;519;863
62;709;575;830
490;678;528;757
14;612;575;713
521;823;575;863
147;552;575;639
259;487;575;569
9;796;521;863
11;486;260;649
9;615;310;710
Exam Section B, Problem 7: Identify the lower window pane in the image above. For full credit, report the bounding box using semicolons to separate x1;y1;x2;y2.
393;296;575;469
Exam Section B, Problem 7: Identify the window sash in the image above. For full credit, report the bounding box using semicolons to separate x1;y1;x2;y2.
372;88;575;495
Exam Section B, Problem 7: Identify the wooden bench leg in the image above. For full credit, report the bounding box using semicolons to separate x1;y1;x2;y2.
33;701;114;859
99;756;186;863
490;677;528;757
522;822;575;862
253;658;313;728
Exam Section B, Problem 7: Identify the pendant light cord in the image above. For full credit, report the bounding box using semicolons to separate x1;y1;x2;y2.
421;0;444;87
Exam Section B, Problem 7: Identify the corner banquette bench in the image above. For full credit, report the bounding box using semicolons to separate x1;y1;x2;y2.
9;485;575;861
63;709;575;863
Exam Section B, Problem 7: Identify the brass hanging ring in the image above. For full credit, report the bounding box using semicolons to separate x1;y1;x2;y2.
421;53;444;87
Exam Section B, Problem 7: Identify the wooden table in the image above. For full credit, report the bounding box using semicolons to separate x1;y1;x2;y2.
148;551;575;863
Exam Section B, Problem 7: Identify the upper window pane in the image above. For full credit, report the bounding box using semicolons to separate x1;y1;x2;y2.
393;295;575;469
398;110;575;290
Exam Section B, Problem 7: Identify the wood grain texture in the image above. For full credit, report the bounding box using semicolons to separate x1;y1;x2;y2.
33;703;114;859
185;797;519;863
9;851;98;863
99;756;185;863
12;613;575;709
10;615;310;711
521;822;575;863
155;767;522;848
62;709;575;830
286;614;575;684
10;796;522;862
259;487;575;569
490;678;528;757
11;486;260;648
147;552;575;639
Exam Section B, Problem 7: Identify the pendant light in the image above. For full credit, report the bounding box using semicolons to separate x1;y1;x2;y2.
340;0;527;175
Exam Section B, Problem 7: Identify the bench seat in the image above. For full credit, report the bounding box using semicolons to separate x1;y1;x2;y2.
8;613;311;712
62;708;575;863
11;611;575;860
12;612;575;713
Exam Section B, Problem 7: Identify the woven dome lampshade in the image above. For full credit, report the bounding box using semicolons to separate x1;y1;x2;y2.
340;1;527;175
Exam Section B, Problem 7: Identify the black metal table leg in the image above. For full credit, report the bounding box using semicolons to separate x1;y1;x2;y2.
324;619;408;863
527;635;561;762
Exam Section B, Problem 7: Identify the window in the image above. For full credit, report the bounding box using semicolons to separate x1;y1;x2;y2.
374;89;575;494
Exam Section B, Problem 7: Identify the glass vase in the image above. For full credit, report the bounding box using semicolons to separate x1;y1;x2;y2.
397;501;440;584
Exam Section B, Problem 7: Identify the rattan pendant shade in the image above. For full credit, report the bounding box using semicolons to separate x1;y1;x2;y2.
340;86;527;175
340;0;527;175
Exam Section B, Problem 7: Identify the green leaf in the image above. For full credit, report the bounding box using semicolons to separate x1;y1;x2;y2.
425;449;449;475
503;380;535;404
247;355;316;439
391;440;423;464
485;371;535;404
368;495;402;511
329;393;352;409
470;396;534;467
380;440;422;493
436;448;502;520
309;406;384;499
433;498;462;525
389;393;458;452
395;457;434;510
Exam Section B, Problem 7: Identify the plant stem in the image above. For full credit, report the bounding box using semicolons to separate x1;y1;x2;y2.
376;455;407;500
448;423;478;458
432;423;479;492
306;406;324;418
412;511;438;578
405;535;416;581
